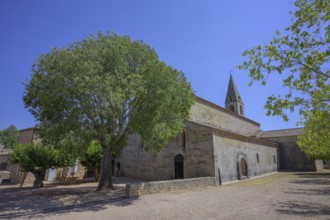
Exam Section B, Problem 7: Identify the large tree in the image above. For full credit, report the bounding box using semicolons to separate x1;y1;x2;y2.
23;32;195;190
0;125;19;149
238;0;329;159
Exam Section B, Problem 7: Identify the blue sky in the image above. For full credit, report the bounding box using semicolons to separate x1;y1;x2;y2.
0;0;300;131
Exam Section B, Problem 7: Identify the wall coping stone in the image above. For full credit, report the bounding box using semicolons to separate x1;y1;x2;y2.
125;177;216;197
187;120;278;148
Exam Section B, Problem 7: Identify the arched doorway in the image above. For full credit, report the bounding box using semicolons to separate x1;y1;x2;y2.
237;155;248;180
174;154;184;179
240;158;248;177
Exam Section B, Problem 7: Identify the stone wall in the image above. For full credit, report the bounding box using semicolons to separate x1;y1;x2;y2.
52;163;87;181
119;134;185;180
190;98;260;136
184;122;215;178
8;128;39;184
0;128;43;184
126;177;215;197
315;160;324;172
213;131;278;184
18;128;35;144
0;149;35;184
261;136;315;170
118;121;215;181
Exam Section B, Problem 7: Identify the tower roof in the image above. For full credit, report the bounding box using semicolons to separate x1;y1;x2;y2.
225;74;243;104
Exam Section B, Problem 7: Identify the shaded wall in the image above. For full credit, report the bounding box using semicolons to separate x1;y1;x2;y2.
213;130;278;184
118;122;215;180
262;136;315;170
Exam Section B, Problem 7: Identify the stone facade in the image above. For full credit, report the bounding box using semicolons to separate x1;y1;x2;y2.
117;76;316;185
259;134;315;170
190;97;260;136
2;128;87;184
0;129;38;184
118;94;280;184
119;121;214;180
1;154;22;184
5;75;316;186
18;128;39;144
213;131;278;183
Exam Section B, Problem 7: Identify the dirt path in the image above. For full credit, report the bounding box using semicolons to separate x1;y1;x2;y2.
0;172;329;219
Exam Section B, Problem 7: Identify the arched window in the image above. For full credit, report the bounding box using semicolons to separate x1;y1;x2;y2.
239;105;243;115
229;105;235;112
256;153;259;163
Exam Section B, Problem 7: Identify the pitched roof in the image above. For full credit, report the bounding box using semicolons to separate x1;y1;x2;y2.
257;128;303;138
225;74;243;104
195;96;260;126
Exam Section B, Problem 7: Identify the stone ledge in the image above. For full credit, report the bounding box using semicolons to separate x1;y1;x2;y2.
126;177;215;197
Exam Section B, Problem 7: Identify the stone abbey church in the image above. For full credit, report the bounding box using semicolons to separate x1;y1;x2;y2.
117;75;317;184
0;75;318;185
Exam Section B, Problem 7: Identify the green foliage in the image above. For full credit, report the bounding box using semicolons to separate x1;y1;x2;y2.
80;141;102;171
298;110;330;160
9;142;75;187
238;0;329;159
0;125;19;149
9;142;74;173
23;32;195;189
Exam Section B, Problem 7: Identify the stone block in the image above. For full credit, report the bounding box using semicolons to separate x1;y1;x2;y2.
125;177;215;197
0;171;10;184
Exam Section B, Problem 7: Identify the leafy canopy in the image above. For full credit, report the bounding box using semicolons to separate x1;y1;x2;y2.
297;110;330;160
23;32;195;189
9;142;74;175
238;0;329;159
80;141;103;171
0;125;19;149
24;32;194;152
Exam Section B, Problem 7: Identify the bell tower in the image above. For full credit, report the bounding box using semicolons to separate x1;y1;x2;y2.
225;74;245;117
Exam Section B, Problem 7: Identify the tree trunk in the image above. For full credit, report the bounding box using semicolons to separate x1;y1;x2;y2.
97;145;113;191
33;170;46;188
20;172;28;188
94;168;100;181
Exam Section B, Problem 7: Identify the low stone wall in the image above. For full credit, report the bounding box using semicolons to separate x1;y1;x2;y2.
0;171;10;184
125;177;215;197
315;160;324;172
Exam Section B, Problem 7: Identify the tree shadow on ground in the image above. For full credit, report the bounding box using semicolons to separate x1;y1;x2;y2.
0;185;138;219
294;172;330;178
277;171;330;218
277;201;330;217
284;187;330;196
291;172;330;185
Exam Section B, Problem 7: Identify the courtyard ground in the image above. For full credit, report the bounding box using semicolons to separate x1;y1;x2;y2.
0;171;329;219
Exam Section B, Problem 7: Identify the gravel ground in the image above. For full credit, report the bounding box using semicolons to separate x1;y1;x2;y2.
0;171;329;220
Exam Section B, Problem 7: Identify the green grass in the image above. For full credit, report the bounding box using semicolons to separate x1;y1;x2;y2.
228;172;297;187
